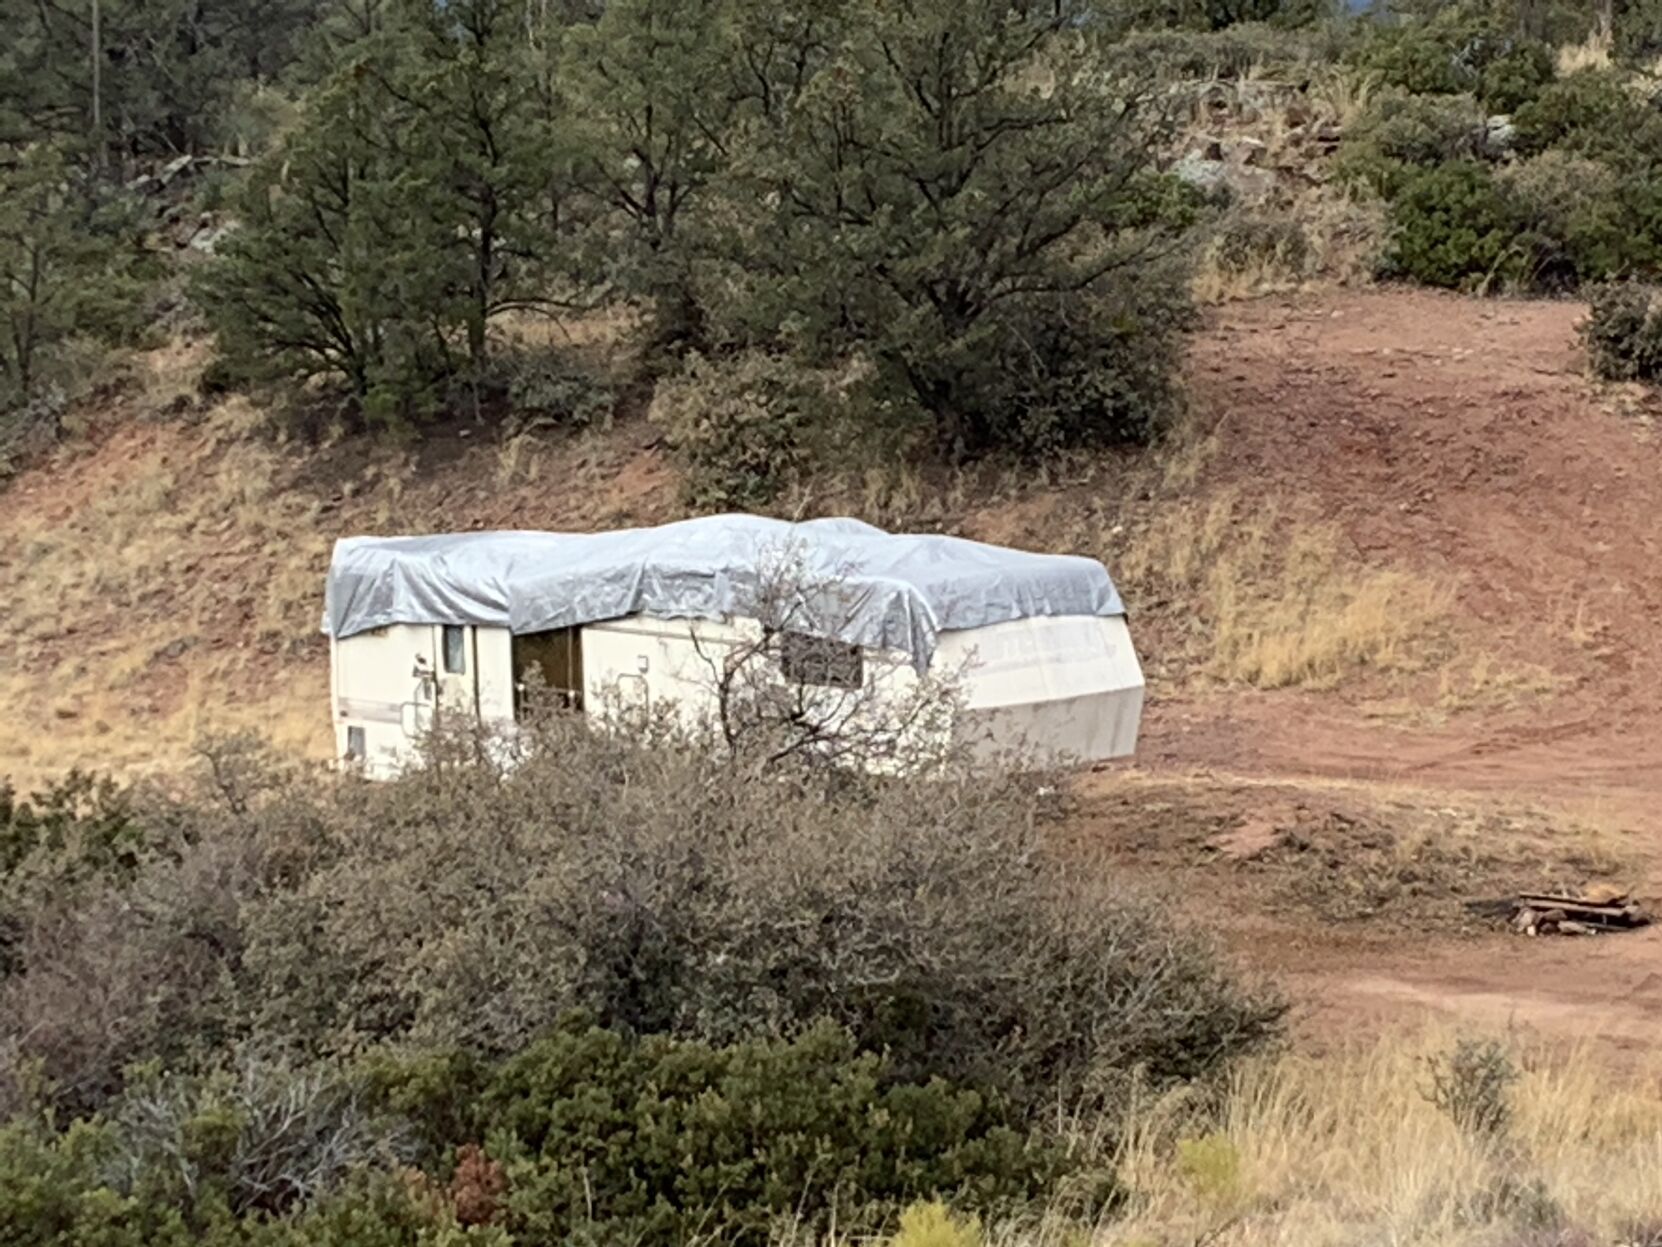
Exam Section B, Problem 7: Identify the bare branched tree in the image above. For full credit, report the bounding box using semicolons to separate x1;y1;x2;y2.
684;543;964;775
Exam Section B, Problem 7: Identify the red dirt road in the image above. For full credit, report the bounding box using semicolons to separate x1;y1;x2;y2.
1165;289;1662;795
1114;289;1662;1051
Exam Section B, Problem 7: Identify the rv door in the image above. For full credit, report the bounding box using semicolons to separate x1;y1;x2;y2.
435;624;478;721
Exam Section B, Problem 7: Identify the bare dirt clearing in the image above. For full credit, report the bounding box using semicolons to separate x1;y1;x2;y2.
5;287;1662;1052
1093;288;1662;1052
1146;289;1662;799
1069;768;1662;1055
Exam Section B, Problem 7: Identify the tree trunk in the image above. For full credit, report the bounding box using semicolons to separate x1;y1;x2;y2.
90;0;103;173
471;203;496;374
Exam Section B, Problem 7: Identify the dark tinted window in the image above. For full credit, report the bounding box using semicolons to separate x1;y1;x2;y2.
780;632;863;689
512;627;583;715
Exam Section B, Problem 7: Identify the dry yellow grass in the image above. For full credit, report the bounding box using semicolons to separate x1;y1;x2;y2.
1557;30;1614;76
1184;191;1384;307
1549;794;1641;878
0;383;336;786
1192;251;1305;305
1308;66;1381;130
497;303;647;384
1114;489;1451;689
1435;652;1564;714
828;1034;1662;1247
495;432;552;486
1300;190;1389;288
1098;1030;1662;1246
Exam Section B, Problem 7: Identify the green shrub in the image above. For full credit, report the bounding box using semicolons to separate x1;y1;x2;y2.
1615;176;1662;277
1351;80;1662;292
481;1020;1075;1245
0;772;144;882
943;275;1195;458
0;1117;500;1247
0;1026;1073;1247
1616;0;1662;65
495;348;615;435
1114;23;1327;81
3;722;1284;1125
1353;14;1469;97
1356;24;1466;97
275;1178;509;1246
1476;39;1554;112
1356;7;1553;111
248;719;1284;1109
1422;1038;1517;1139
0;758;335;1114
1511;71;1662;165
1111;0;1332;35
355;1047;488;1168
0;1119;194;1247
1337;90;1488;197
1381;160;1522;289
1582;282;1662;381
1500;151;1631;288
649;351;824;509
0;772;151;980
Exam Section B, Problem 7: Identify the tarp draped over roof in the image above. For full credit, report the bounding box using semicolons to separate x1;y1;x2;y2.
322;514;1124;671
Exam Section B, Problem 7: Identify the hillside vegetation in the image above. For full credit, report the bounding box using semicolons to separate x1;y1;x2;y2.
13;0;1662;480
8;720;1662;1247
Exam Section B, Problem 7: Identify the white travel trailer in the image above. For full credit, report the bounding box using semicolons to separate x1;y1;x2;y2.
323;515;1144;778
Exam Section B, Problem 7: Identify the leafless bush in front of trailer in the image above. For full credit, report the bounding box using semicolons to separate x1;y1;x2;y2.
686;546;966;777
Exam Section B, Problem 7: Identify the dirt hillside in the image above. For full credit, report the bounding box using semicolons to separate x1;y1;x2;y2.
5;286;1662;1048
1155;289;1662;802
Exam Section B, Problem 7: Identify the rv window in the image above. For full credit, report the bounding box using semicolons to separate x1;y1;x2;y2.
346;726;366;760
512;627;583;715
442;625;467;674
780;632;863;689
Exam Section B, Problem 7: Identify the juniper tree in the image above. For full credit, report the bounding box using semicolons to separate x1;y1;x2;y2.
0;0;326;161
198;0;570;424
374;0;570;373
196;69;453;422
558;0;741;345
700;0;1198;458
1;145;147;411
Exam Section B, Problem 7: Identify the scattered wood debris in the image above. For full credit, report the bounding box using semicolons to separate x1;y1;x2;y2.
1503;888;1652;937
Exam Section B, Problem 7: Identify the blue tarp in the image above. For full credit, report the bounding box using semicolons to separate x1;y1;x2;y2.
323;514;1124;671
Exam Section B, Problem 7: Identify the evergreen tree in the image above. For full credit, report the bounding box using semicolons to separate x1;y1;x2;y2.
197;0;569;423
0;0;327;163
374;0;569;373
197;68;454;422
1;144;149;411
558;0;741;342
699;0;1197;457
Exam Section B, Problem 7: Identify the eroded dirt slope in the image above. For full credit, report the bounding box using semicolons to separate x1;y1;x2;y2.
1145;289;1662;803
1103;289;1662;1050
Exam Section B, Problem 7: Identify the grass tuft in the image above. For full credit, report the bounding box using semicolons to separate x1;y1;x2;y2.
1102;1031;1662;1247
1116;491;1451;689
